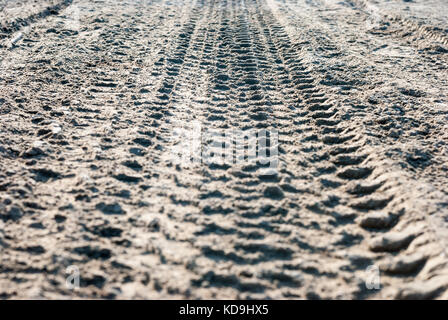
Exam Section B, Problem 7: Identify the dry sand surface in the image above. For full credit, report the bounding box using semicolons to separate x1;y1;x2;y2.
0;0;448;299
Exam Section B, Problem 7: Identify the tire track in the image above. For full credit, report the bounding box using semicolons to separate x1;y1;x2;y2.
263;0;448;299
348;0;448;47
157;0;448;299
0;0;73;41
0;0;447;299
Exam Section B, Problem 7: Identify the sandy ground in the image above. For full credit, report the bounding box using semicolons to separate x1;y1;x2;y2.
0;0;447;299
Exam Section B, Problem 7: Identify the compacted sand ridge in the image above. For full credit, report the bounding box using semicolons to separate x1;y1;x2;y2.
0;0;447;299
